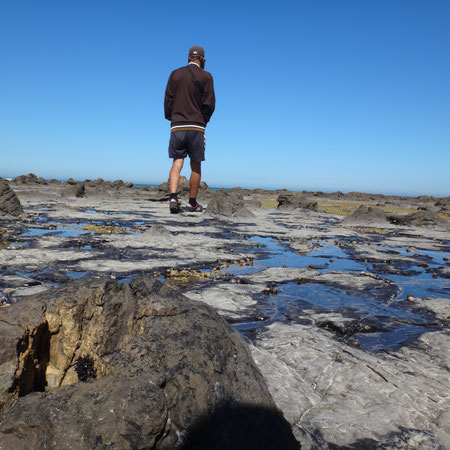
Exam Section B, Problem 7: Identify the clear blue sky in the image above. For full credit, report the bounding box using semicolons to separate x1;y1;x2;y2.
1;0;449;196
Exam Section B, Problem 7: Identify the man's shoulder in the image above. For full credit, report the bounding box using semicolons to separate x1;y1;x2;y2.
202;69;213;80
169;66;188;78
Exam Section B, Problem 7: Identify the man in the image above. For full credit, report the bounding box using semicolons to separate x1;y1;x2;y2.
164;45;216;214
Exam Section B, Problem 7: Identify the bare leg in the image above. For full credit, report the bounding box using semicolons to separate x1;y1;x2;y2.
169;158;184;195
190;160;201;199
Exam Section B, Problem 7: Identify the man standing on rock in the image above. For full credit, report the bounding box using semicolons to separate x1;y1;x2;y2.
164;45;215;214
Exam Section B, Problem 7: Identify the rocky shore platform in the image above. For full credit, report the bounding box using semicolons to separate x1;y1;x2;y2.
1;174;449;449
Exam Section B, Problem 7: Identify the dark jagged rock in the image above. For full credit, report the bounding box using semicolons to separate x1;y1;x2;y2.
0;180;23;216
207;189;255;217
277;192;318;211
13;173;46;185
0;277;299;449
342;205;390;226
112;179;125;188
61;183;85;198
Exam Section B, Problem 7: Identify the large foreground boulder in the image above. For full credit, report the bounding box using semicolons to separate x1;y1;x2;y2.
207;189;255;218
277;192;318;211
0;277;299;449
0;179;23;216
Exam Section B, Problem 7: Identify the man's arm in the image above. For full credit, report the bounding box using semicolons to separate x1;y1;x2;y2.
202;75;215;124
164;72;175;121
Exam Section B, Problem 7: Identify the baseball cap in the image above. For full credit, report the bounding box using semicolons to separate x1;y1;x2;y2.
189;45;205;57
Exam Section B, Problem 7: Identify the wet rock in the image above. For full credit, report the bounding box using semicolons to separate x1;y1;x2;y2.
207;189;255;218
0;276;299;449
342;205;390;226
66;177;78;185
277;192;318;211
0;180;23;217
61;183;85;198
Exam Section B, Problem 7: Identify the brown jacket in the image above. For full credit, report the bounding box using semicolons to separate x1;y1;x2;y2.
164;64;215;127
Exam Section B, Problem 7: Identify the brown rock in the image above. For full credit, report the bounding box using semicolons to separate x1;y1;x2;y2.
0;180;23;216
0;277;299;449
13;173;45;184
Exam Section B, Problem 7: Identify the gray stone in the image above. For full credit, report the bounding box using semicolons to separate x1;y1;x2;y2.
61;183;85;198
251;320;450;449
277;192;318;211
207;189;255;217
342;205;390;226
389;210;449;228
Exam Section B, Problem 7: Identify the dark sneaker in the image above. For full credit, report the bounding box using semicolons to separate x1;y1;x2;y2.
184;203;204;212
169;199;182;214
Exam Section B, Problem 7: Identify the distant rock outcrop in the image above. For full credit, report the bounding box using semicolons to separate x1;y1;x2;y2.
277;192;318;211
207;189;255;218
342;206;390;227
61;183;85;198
388;210;449;228
0;277;299;449
13;173;47;185
0;179;23;216
435;196;450;213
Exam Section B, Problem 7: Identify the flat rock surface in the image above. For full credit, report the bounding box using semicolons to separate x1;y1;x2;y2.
1;179;450;448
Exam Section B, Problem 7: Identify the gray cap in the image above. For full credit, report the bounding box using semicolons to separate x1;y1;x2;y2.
189;45;205;57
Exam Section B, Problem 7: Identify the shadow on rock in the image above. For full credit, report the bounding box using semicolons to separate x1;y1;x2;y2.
178;401;301;449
